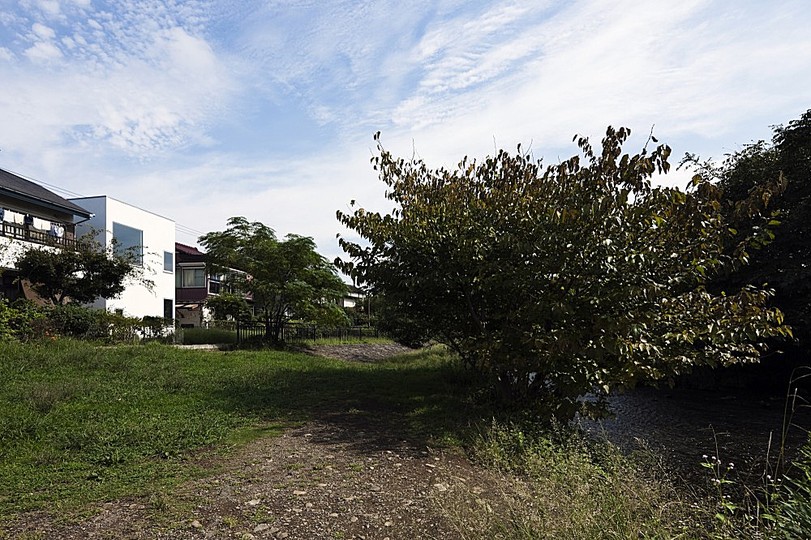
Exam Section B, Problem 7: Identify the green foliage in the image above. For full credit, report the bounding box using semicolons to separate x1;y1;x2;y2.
0;300;44;341
772;441;811;538
205;292;252;322
45;303;109;339
140;316;174;341
338;128;790;420
199;217;347;344
687;109;811;345
14;234;149;305
0;301;146;344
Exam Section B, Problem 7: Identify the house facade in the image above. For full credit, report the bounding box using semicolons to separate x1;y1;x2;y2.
69;196;175;320
175;242;209;327
0;167;93;300
175;242;251;327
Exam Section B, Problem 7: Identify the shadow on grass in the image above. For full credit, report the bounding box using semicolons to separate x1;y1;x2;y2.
209;347;490;454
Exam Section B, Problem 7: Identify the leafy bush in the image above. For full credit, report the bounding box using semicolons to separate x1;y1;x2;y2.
0;300;45;341
105;311;141;343
45;304;110;340
140;316;174;342
338;128;791;421
0;303;143;344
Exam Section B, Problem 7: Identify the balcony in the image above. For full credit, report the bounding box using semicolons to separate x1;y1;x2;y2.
0;221;78;250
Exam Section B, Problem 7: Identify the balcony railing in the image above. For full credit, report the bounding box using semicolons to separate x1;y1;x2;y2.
0;222;78;250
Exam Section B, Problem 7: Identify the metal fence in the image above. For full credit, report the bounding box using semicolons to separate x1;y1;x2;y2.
235;322;381;343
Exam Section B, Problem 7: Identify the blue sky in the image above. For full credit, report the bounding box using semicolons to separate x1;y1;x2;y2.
0;0;809;262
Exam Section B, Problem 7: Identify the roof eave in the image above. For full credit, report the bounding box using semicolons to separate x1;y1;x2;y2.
0;187;93;220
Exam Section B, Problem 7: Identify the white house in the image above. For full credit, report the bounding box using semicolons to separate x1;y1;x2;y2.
69;196;175;320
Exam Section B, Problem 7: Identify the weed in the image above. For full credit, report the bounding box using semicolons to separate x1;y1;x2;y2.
27;381;76;414
251;507;275;524
444;419;711;539
221;515;239;528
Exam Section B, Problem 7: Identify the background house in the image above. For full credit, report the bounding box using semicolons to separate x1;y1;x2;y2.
175;242;208;327
175;242;251;327
69;196;175;320
0;167;93;301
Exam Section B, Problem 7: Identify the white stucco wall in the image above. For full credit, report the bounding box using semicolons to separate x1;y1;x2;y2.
70;196;175;319
0;236;40;268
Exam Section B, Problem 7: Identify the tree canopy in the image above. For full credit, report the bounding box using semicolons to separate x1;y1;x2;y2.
689;109;811;345
199;217;347;343
15;236;145;306
337;128;790;420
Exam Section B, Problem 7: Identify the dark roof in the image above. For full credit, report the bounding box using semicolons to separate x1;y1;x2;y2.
0;168;92;219
176;242;205;256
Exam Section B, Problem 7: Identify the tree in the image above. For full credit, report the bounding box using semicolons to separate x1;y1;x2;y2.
337;128;791;421
205;292;253;322
15;236;146;305
199;217;347;344
687;109;811;345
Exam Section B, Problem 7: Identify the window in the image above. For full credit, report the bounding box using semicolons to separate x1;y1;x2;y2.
163;299;173;320
112;222;143;265
164;251;173;273
177;267;206;288
209;273;223;294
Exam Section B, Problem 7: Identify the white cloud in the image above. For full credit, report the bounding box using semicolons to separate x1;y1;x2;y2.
23;40;62;61
31;21;56;39
1;0;810;267
367;0;811;168
34;0;60;18
0;1;240;161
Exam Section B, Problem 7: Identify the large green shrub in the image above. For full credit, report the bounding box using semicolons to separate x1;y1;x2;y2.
45;304;109;340
338;128;791;421
0;300;45;341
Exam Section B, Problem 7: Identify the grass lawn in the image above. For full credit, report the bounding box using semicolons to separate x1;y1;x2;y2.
0;340;478;520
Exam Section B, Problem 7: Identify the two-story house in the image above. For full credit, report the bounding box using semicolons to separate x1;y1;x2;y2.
0;167;93;300
175;242;251;327
69;196;176;320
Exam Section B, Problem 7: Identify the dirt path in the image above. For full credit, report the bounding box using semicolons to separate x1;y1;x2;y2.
304;343;417;363
4;345;502;540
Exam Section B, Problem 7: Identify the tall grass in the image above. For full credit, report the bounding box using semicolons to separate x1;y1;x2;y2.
433;419;720;539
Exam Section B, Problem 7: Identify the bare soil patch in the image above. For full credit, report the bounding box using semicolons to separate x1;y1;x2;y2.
303;343;417;363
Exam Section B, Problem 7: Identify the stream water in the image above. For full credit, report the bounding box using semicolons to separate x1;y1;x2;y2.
582;386;811;479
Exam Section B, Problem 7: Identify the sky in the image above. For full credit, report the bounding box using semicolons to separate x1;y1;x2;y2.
0;0;809;265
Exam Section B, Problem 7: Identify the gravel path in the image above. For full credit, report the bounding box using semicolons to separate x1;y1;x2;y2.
5;421;499;539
